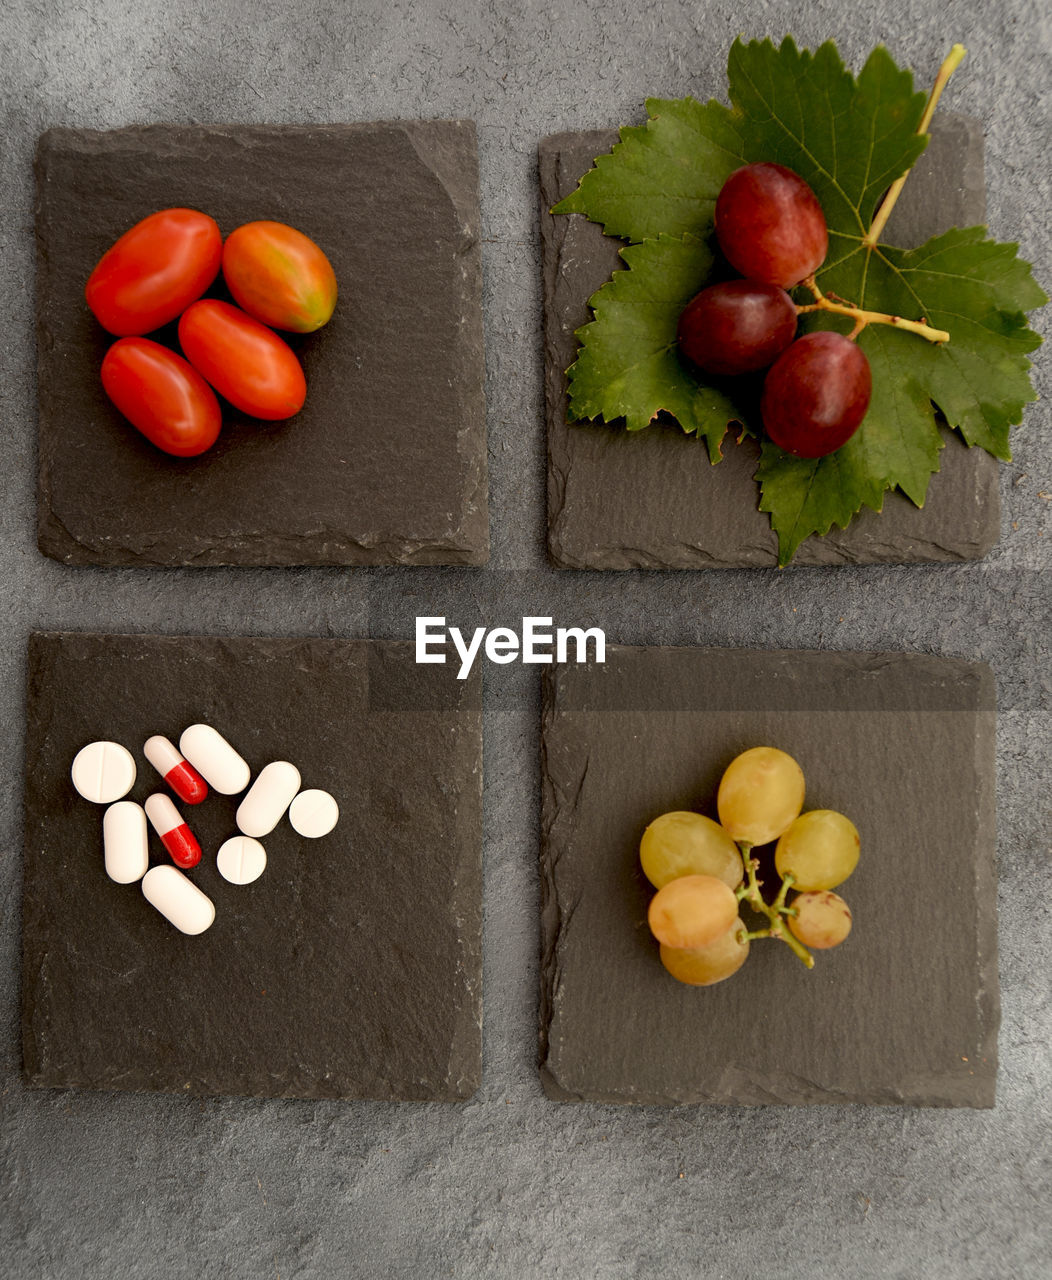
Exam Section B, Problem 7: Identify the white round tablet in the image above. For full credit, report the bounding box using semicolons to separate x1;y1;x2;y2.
216;835;267;885
71;741;136;804
288;789;339;838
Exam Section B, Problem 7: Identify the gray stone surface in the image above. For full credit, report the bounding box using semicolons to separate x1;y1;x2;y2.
1;3;1050;1279
541;117;1001;569
23;632;482;1101
540;646;998;1106
36;122;488;567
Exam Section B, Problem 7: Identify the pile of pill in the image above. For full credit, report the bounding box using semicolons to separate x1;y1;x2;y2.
71;725;340;935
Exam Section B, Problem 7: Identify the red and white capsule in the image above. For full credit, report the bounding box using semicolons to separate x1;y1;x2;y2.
144;735;208;805
144;793;202;869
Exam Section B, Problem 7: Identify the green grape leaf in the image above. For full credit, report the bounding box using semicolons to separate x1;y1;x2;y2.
728;39;929;245
556;36;1047;563
568;234;744;463
551;97;745;242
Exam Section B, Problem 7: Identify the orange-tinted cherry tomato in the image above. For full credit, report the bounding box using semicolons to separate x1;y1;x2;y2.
86;208;222;336
222;221;337;333
101;338;222;457
178;299;307;420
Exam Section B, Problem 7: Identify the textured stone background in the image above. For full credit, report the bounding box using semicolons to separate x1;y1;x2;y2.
1;1;1049;1277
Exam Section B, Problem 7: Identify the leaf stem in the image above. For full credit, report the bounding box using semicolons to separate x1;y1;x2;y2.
862;43;967;249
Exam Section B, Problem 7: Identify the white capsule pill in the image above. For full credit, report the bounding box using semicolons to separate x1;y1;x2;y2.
288;789;339;838
236;761;301;837
179;723;251;795
141;865;215;935
71;740;136;804
217;835;268;885
102;801;149;884
143;735;208;804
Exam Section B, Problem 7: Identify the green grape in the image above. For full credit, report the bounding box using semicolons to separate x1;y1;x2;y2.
639;811;743;890
647;874;739;950
660;923;750;986
775;809;860;891
716;746;805;846
788;890;853;949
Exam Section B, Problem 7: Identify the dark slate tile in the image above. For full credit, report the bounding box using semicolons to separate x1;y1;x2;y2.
540;645;998;1106
36;123;488;566
23;632;482;1101
540;115;999;568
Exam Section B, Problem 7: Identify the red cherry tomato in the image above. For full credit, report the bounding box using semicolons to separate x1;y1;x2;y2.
222;221;338;333
101;338;222;457
178;299;307;420
86;208;222;336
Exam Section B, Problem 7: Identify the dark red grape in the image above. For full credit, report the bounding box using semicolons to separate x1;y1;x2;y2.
677;280;798;376
761;332;872;457
715;163;828;288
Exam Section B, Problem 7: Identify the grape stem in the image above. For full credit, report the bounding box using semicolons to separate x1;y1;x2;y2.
772;872;794;912
796;277;950;345
862;44;967;249
736;842;814;968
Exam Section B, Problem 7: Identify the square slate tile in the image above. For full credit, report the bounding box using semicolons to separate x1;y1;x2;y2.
539;114;999;568
36;122;488;567
540;645;999;1106
23;632;482;1101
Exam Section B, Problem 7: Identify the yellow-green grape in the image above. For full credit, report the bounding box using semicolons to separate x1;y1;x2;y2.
639;811;743;890
716;746;805;846
788;891;853;949
647;874;738;950
660;924;750;986
775;810;860;891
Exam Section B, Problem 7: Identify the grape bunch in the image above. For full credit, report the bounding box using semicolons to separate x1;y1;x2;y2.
640;747;860;986
677;163;872;459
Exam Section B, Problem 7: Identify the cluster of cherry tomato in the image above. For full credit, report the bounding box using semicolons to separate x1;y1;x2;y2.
87;209;338;457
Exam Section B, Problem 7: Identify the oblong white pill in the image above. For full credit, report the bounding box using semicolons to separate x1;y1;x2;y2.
71;741;136;804
179;723;251;795
288;789;339;838
103;801;148;884
236;761;301;837
141;865;214;935
217;835;267;885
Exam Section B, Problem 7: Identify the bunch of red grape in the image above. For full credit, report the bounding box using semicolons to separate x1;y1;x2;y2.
641;747;860;986
678;163;872;458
